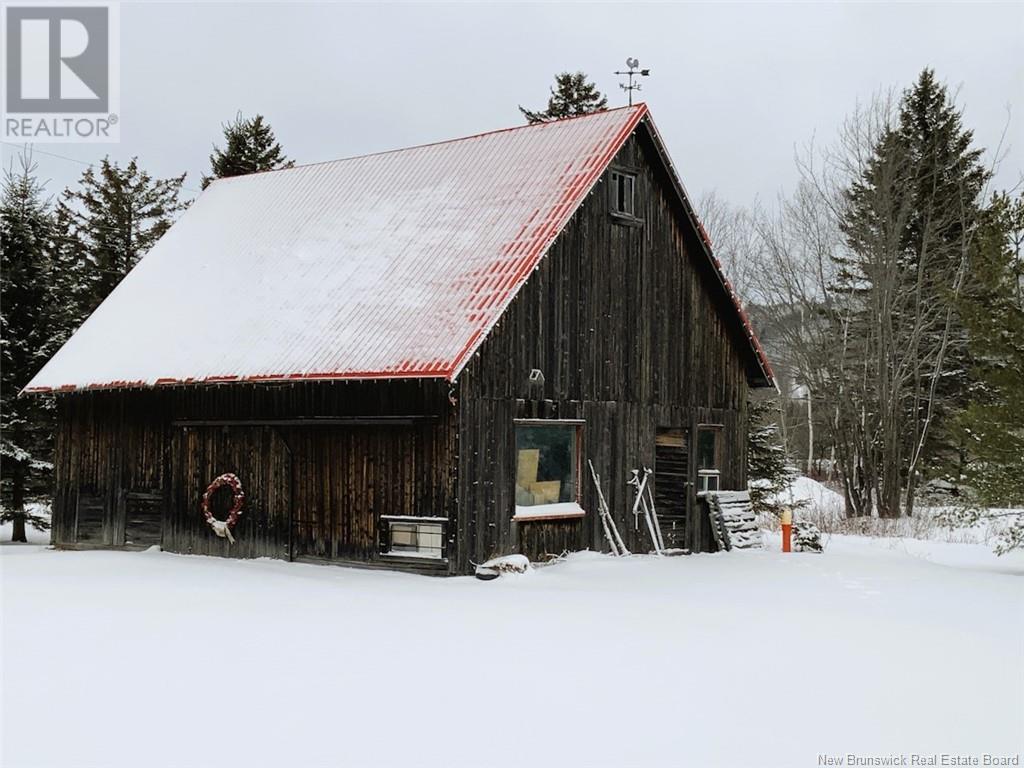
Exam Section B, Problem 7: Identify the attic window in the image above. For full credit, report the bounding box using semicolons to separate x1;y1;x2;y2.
610;171;636;216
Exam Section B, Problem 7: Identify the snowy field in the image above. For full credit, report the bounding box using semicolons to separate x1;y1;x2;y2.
768;476;1022;547
2;524;1022;768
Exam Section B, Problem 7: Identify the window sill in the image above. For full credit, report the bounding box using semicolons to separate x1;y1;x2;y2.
380;515;446;523
610;212;644;228
513;502;586;522
382;551;446;562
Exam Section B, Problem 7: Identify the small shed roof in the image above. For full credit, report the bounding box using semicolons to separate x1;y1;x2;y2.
26;104;773;392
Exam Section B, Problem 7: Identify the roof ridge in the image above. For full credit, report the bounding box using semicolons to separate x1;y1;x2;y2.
208;104;648;188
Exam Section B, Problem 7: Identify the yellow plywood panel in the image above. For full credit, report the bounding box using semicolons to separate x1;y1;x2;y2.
655;431;686;448
528;480;562;504
517;449;540;484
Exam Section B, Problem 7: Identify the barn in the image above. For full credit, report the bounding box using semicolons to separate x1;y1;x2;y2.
26;104;774;575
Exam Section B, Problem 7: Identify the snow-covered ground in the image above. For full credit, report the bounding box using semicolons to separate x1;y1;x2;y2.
770;473;847;523
2;524;1021;768
767;476;1021;547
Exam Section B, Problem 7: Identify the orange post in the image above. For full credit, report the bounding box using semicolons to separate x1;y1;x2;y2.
781;507;793;553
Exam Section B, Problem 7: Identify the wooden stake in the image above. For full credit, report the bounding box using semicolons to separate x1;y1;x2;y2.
644;468;665;551
589;459;628;556
629;469;662;555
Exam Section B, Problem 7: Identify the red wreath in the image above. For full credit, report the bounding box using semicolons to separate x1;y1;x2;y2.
202;473;245;531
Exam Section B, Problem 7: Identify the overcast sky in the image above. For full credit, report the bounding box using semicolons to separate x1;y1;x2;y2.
5;2;1023;211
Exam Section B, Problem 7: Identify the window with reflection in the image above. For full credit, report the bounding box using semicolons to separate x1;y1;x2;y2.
514;423;580;507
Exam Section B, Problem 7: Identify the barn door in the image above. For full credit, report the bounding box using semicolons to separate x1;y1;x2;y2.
172;425;292;559
289;426;417;562
75;491;109;546
654;428;689;549
123;491;164;548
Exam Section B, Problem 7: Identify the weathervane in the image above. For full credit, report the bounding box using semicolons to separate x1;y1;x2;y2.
614;57;650;106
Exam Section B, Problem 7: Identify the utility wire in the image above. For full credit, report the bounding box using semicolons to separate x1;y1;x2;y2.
2;141;193;241
1;141;202;194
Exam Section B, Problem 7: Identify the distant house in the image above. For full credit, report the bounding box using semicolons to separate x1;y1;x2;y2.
27;104;774;574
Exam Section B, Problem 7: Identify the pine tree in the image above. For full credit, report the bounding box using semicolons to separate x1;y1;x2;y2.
832;69;989;517
202;113;294;188
747;396;794;518
519;72;608;124
832;127;915;518
46;200;92;337
954;192;1024;512
896;70;988;475
1;154;58;541
60;158;187;315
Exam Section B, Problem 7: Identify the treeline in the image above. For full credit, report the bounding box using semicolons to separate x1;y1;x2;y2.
0;114;292;540
706;70;1022;546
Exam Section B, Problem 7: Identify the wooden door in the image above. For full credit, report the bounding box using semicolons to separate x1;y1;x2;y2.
74;491;108;545
123;491;163;548
289;426;418;562
170;425;292;559
654;428;689;549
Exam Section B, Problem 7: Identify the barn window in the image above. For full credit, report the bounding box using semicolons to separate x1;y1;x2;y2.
382;516;446;559
696;426;723;494
610;170;636;216
513;420;585;520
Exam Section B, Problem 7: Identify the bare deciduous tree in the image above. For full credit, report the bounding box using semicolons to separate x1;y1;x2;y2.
749;74;994;518
696;190;763;305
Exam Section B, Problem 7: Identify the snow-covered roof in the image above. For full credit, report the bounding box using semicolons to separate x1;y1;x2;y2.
26;104;774;392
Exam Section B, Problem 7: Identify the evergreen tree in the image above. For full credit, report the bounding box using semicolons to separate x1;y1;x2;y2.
895;70;988;472
953;192;1024;513
0;154;58;541
46;200;92;336
519;72;608;124
747;396;795;518
60;158;186;314
202;113;293;188
831;69;989;517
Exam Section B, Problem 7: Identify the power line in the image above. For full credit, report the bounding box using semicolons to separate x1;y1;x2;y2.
2;142;93;168
1;141;202;194
2;141;194;239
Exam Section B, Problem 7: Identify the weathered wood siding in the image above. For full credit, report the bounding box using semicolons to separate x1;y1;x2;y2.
51;381;457;572
48;121;761;577
454;127;753;571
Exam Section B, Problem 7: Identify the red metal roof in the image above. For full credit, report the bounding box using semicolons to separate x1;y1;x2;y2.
25;104;774;393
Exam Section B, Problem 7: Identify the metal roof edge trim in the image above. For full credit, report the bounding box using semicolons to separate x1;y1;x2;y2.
23;369;453;395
